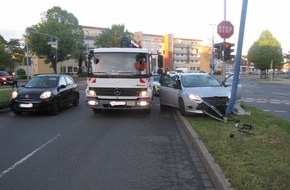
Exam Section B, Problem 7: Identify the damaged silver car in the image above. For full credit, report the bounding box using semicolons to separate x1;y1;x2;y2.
159;73;230;120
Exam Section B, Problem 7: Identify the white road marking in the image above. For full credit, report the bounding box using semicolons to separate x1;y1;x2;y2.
0;134;61;178
274;110;287;113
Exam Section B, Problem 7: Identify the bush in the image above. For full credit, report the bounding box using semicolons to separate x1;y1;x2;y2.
16;68;26;76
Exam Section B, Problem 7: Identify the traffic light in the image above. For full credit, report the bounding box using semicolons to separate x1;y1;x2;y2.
213;43;223;59
224;42;235;61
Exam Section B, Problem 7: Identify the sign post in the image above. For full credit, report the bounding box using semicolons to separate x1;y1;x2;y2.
217;21;234;39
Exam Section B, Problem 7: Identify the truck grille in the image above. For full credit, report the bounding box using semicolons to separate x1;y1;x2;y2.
92;88;146;96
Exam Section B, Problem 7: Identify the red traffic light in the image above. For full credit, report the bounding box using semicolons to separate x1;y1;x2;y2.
224;42;230;49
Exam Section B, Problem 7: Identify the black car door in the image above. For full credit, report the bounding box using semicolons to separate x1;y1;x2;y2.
57;76;70;106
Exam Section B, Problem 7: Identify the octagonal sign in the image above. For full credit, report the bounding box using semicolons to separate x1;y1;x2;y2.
217;21;234;39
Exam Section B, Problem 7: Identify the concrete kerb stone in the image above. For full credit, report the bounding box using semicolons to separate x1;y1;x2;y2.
175;110;234;190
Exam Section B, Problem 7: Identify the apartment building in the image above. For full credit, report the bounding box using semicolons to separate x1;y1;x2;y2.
29;26;210;76
80;26;210;73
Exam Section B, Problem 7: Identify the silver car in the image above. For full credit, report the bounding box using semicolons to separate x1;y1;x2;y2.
222;73;242;101
159;73;230;118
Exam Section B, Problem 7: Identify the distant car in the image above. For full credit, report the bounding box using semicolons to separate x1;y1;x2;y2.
222;73;242;100
152;75;161;96
0;71;13;86
159;73;230;117
10;74;79;115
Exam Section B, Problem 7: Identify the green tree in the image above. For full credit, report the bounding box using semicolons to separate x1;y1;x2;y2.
25;6;84;73
6;39;25;65
95;24;133;47
0;39;12;70
0;35;25;71
247;30;284;78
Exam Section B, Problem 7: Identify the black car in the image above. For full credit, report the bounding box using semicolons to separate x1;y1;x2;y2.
10;74;79;115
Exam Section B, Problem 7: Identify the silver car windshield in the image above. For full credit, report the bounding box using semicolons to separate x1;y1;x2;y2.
181;75;222;87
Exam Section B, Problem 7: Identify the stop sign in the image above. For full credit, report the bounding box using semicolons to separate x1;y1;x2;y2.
217;21;234;39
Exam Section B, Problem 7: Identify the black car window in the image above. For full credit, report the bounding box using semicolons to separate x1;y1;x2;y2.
65;75;74;85
59;76;67;86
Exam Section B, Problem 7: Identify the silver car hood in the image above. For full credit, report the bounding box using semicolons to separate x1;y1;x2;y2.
184;87;229;98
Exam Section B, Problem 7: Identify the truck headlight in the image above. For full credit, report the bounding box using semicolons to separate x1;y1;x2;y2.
139;90;148;97
87;89;96;96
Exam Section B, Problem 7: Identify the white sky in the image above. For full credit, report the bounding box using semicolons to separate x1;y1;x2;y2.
1;0;290;55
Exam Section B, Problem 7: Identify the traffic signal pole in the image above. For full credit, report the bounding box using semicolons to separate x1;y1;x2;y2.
222;0;227;81
226;0;248;115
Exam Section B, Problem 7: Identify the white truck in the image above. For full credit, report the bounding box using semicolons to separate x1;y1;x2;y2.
85;38;163;113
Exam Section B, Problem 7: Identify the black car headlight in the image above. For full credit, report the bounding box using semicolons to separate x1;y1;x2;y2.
40;91;52;99
11;91;18;99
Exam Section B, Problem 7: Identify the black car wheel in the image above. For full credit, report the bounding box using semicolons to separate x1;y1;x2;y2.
179;98;186;116
50;100;60;115
93;108;102;113
72;94;79;106
12;108;21;115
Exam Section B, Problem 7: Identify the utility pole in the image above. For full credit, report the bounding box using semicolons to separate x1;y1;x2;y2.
222;0;227;81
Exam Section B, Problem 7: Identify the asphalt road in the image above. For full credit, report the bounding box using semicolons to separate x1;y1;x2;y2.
240;75;290;121
0;81;216;190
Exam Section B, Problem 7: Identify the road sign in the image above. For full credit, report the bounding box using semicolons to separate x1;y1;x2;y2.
47;41;58;49
217;21;234;39
47;41;57;45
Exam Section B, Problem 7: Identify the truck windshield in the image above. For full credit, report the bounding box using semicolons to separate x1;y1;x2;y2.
91;52;149;76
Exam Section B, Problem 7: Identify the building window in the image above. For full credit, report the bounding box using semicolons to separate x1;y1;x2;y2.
60;67;66;73
68;66;73;73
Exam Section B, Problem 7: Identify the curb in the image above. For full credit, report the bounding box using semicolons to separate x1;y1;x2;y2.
175;110;234;190
0;108;11;114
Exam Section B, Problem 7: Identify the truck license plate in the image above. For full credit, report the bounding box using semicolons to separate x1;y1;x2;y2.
110;101;126;106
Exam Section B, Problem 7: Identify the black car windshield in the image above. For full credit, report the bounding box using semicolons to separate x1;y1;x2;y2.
181;75;222;87
25;76;59;88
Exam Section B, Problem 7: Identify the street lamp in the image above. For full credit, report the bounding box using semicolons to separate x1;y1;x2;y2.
210;24;217;75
